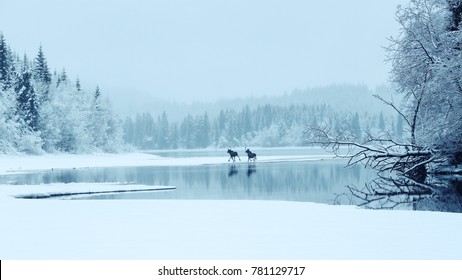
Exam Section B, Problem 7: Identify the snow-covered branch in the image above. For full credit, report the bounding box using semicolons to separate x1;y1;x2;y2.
306;124;438;183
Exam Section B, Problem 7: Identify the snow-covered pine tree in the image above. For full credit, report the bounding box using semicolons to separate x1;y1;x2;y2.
0;33;11;91
32;45;52;108
157;111;170;149
86;86;123;152
195;112;210;148
33;45;52;85
15;55;39;132
75;77;81;92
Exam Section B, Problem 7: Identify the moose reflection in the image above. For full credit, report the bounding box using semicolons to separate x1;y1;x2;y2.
247;163;257;177
228;165;238;177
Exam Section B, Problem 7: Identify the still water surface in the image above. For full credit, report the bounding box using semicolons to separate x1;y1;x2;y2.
0;149;377;204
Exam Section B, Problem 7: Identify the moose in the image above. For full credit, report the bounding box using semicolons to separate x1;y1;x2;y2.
227;149;241;162
245;148;257;162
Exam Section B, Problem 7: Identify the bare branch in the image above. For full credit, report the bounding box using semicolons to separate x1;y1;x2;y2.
373;94;412;128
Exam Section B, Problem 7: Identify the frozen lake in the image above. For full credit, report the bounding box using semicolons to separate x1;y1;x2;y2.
0;148;376;204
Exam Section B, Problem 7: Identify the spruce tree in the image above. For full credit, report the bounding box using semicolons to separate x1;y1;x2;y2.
75;77;81;91
350;113;361;140
0;33;12;90
56;68;68;87
15;55;38;131
378;112;386;131
33;46;52;105
94;86;101;102
33;45;51;84
157;111;169;149
197;112;210;148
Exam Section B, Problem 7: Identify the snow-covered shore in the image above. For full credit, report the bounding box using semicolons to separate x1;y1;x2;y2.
0;151;461;260
1;197;461;259
0;151;334;175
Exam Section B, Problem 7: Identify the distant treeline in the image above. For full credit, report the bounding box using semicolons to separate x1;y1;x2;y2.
123;104;403;149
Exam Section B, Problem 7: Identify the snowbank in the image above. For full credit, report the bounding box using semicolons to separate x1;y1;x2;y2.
0;183;175;200
1;198;461;259
0;153;159;175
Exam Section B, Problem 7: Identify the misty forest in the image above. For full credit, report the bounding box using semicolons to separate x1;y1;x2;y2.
1;0;462;209
0;32;399;154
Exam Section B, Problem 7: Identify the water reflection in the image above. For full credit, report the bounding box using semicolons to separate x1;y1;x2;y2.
343;174;462;212
228;165;238;177
247;163;257;177
0;160;376;204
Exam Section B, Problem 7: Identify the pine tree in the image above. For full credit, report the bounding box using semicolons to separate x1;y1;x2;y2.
94;86;101;102
241;105;252;135
0;33;8;89
15;55;38;131
90;85;109;149
180;114;194;148
350;113;361;140
169;123;179;149
123;117;135;145
32;46;52;105
0;33;13;91
157;111;169;149
195;112;210;148
56;68;68;87
33;45;51;84
378;112;386;131
75;77;81;91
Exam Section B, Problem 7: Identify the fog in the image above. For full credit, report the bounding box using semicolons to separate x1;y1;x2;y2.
1;0;407;108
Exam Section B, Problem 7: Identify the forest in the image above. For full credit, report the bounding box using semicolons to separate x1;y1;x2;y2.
0;33;123;154
122;105;400;150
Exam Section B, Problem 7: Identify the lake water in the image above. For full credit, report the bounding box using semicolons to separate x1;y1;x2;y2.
0;148;378;205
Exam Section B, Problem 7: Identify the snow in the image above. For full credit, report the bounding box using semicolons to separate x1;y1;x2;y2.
0;151;334;175
0;151;461;260
1;183;176;200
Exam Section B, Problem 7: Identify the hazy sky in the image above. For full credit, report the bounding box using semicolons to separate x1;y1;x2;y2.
0;0;408;102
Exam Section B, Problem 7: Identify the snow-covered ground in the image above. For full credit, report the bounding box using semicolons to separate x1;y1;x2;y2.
0;151;461;259
0;151;334;175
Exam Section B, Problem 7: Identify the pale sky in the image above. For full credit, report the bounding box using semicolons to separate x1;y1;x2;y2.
0;0;408;102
